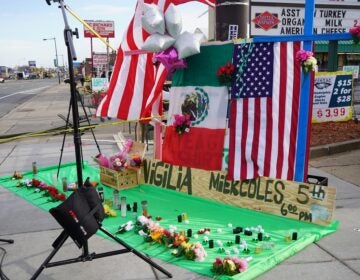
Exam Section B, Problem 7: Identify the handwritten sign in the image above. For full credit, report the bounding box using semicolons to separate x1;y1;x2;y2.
91;78;108;92
140;159;336;226
312;72;353;123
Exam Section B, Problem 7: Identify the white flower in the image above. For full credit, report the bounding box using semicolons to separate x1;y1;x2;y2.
216;240;223;247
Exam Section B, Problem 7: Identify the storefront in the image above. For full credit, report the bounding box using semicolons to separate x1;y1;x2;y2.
315;40;360;72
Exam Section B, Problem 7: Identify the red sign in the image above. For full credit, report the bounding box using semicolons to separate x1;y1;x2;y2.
84;20;115;38
252;11;280;31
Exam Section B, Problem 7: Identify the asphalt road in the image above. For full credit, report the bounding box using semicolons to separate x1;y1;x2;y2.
0;78;58;118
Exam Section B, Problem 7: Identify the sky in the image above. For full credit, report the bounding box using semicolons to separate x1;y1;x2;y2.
0;0;209;69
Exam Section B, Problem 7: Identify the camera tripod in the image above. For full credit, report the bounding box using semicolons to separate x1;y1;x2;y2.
31;226;172;280
32;1;173;279
56;82;102;179
0;239;14;244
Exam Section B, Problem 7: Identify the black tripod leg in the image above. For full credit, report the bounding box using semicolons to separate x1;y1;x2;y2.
99;227;172;278
0;239;14;244
76;89;102;155
31;231;69;280
57;99;72;179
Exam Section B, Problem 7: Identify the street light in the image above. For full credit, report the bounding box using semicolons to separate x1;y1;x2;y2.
43;37;60;84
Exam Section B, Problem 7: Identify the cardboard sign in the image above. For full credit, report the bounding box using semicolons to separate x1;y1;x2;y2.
140;159;336;226
312;72;353;123
91;78;108;92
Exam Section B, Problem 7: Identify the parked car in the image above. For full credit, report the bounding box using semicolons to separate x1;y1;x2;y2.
0;77;4;83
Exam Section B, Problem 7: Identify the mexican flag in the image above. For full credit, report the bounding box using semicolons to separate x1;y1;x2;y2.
162;42;234;171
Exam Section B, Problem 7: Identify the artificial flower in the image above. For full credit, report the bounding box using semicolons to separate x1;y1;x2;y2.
12;171;23;180
173;241;207;261
103;204;117;217
349;25;360;45
295;50;317;73
173;114;191;135
212;257;248;276
217;63;235;85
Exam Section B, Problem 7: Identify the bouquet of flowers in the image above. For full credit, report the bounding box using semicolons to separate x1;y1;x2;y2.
94;139;144;171
212;257;248;276
134;215;208;262
216;63;235;85
173;114;191;135
110;152;128;171
18;178;66;201
349;25;360;45
295;50;317;73
172;241;207;262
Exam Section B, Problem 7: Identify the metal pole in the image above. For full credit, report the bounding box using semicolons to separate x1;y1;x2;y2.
91;38;94;78
53;38;61;84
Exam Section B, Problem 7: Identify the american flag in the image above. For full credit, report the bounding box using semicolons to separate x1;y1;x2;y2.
227;41;311;182
96;0;215;120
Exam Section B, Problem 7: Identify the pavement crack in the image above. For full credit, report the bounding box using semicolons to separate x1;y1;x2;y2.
315;243;360;276
0;145;16;167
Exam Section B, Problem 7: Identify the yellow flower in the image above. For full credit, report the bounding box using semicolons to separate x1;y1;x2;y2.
150;226;164;242
103;204;117;217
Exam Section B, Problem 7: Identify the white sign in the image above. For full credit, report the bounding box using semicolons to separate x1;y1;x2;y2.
312;72;353;123
250;2;360;36
343;65;360;79
91;78;108;91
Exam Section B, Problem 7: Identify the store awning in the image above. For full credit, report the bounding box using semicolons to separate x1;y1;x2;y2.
315;40;360;53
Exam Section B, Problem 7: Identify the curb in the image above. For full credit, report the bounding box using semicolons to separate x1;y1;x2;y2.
310;139;360;158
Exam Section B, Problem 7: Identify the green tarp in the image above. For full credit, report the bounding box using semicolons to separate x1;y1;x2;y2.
0;162;338;279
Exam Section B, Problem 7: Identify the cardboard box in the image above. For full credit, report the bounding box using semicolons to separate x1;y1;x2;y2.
99;141;146;190
100;166;139;190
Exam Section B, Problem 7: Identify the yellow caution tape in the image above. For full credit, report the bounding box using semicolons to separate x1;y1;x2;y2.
65;5;116;51
0;116;164;143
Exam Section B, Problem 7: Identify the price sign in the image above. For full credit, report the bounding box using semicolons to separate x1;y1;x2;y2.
312;72;353;123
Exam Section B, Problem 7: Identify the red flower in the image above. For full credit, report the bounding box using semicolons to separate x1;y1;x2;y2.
32;179;41;187
217;63;235;85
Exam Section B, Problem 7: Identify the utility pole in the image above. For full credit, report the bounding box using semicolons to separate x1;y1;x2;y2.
43;37;61;84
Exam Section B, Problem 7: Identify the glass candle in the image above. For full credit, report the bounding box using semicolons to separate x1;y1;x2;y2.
61;177;67;192
113;190;119;209
121;197;127;217
141;200;148;217
32;162;37;175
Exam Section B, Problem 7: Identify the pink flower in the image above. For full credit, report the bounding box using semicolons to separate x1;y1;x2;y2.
296;50;308;62
213;258;223;266
173;114;191;135
232;257;248;273
349;26;360;35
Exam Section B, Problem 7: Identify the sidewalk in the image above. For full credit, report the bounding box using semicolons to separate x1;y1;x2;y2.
0;84;359;280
